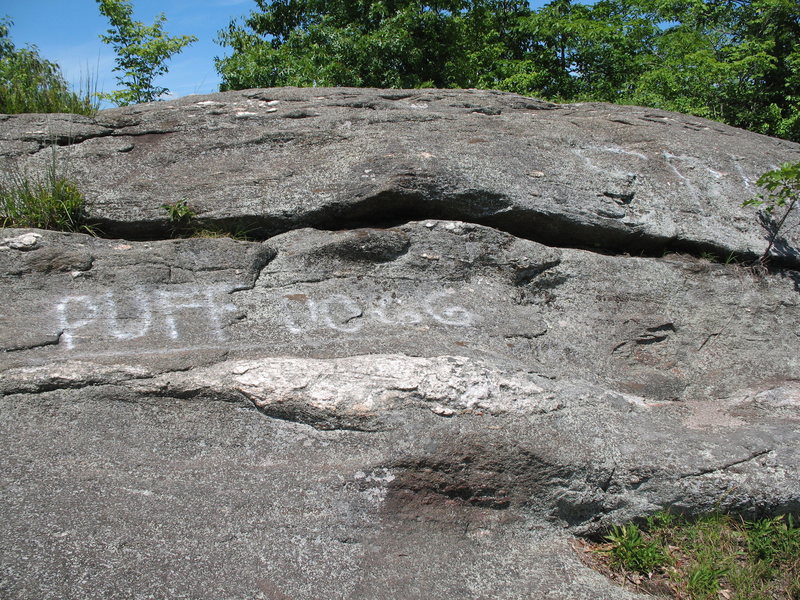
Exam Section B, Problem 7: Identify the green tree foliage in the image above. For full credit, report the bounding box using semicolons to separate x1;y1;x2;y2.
744;161;800;263
96;0;197;106
512;0;659;100
624;0;800;140
216;0;800;142
0;18;96;115
216;1;533;90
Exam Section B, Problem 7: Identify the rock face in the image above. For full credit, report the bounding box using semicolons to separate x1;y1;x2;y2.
1;88;799;599
2;87;800;263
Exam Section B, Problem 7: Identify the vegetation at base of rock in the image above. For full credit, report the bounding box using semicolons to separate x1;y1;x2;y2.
592;511;800;599
605;523;669;574
0;18;97;116
161;199;196;237
0;151;93;233
96;0;197;106
190;227;252;241
744;161;800;265
215;0;800;143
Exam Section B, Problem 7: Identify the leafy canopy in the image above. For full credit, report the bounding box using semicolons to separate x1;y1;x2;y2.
96;0;197;106
215;1;533;90
215;0;800;143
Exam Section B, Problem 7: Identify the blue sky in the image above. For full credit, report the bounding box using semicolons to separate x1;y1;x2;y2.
1;1;550;107
0;0;253;106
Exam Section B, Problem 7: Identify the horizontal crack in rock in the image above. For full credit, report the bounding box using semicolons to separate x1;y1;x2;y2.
2;331;62;353
84;194;797;269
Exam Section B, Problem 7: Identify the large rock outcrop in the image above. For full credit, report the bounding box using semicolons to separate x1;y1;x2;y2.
1;88;799;599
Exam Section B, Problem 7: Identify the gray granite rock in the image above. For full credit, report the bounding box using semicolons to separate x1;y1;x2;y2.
1;89;799;599
1;87;799;264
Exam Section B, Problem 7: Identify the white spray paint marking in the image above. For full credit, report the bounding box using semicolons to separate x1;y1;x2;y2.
280;290;474;334
55;286;235;349
319;294;365;333
662;151;692;184
571;146;641;180
56;296;99;350
158;288;230;341
424;290;472;326
50;287;477;351
281;295;318;334
371;295;423;325
106;290;151;341
598;146;649;161
734;162;754;190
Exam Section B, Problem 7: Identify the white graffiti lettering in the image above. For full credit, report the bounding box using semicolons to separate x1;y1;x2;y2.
53;287;476;351
424;290;472;326
280;290;473;333
55;287;235;349
106;290;151;341
159;289;228;341
56;295;99;350
319;294;364;333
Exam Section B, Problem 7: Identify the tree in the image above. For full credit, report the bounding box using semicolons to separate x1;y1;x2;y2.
215;0;534;90
96;0;197;106
622;0;800;141
0;17;95;115
513;0;657;100
214;0;800;143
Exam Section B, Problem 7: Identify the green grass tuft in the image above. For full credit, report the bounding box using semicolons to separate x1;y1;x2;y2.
1;149;93;233
161;200;253;240
605;523;670;574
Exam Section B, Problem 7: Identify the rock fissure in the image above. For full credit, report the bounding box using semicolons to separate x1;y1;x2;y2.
2;331;63;353
89;207;798;270
678;448;774;479
22;128;182;154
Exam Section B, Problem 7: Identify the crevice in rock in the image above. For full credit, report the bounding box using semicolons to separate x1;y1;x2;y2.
25;128;181;153
677;448;773;479
602;190;635;204
2;331;62;353
86;187;798;270
248;403;383;432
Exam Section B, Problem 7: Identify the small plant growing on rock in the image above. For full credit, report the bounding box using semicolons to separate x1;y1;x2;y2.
161;199;195;236
743;161;800;265
160;200;253;240
161;198;195;222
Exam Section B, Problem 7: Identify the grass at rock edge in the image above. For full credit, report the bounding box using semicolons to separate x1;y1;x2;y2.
1;148;95;234
575;512;800;599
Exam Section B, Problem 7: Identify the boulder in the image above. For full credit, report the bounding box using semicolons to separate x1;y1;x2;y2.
1;88;799;599
2;87;799;264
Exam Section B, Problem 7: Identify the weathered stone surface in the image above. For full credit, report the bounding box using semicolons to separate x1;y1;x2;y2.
2;89;800;599
1;87;799;263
